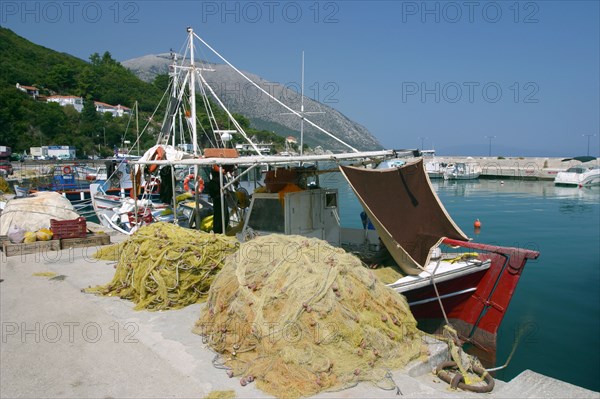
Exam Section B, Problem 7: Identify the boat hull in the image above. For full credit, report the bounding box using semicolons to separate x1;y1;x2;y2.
443;172;480;180
554;169;600;186
396;239;538;358
427;172;444;179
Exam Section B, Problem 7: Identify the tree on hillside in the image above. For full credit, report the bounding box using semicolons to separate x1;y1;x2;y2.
80;97;101;141
153;73;170;92
33;102;71;141
47;64;76;93
76;66;99;98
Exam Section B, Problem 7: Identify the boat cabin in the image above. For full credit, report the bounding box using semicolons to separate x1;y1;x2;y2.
240;187;383;256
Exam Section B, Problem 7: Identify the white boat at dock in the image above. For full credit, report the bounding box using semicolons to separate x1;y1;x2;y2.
425;161;446;178
443;162;481;180
554;156;599;187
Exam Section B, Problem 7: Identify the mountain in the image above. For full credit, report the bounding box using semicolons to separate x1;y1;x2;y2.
122;54;383;151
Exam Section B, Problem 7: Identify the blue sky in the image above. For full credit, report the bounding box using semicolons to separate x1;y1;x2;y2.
2;1;599;156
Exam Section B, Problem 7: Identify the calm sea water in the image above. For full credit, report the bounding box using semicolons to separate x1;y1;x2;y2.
328;173;600;391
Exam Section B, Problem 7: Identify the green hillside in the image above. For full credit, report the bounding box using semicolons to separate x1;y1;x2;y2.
0;27;287;157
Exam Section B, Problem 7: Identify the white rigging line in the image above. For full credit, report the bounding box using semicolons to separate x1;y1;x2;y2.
196;70;221;135
197;71;263;155
192;32;358;153
127;76;173;155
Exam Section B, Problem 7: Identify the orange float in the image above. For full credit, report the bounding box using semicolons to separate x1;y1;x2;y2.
183;174;204;194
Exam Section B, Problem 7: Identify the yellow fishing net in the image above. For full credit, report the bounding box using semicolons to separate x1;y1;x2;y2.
0;176;12;193
194;234;424;398
86;223;239;311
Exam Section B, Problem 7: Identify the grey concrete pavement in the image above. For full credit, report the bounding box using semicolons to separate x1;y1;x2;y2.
1;239;598;398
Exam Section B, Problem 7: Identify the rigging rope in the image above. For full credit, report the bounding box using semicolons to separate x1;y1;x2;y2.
192;32;359;153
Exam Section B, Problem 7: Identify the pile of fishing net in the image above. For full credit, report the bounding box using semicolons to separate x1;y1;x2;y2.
194;234;425;398
86;223;239;311
0;176;12;193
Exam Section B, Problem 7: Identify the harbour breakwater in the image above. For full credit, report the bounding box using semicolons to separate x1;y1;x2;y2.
427;156;594;180
2;156;592;183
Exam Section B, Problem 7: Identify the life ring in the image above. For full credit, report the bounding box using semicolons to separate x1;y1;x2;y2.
62;165;72;174
435;361;494;393
183;174;204;194
148;146;166;173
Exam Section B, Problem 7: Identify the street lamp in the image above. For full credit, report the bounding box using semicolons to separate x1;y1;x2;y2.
485;135;496;157
582;134;597;156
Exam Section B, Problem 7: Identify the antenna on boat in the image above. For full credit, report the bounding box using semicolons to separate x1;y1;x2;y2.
299;51;324;155
282;51;324;156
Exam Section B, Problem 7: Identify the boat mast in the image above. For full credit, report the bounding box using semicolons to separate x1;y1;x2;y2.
134;101;140;156
188;27;198;158
300;50;304;156
188;27;202;230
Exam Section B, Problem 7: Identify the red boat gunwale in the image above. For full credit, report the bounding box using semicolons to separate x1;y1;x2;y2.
403;238;540;355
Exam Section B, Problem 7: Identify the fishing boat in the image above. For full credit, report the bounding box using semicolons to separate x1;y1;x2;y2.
110;28;541;362
443;162;481;180
425;161;446;178
228;158;538;360
23;160;135;202
554;157;600;187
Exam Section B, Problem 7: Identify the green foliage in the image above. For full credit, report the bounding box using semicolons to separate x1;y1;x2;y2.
152;73;170;93
0;27;163;155
0;26;298;157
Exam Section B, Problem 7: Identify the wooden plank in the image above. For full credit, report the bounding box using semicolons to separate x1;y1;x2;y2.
60;234;110;250
203;148;239;158
2;240;61;257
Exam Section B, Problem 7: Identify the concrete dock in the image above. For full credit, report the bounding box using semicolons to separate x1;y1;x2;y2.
422;156;597;180
1;236;598;398
3;156;597;185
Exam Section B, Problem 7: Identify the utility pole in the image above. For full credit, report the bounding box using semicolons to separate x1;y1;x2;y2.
582;134;597;156
485;135;496;157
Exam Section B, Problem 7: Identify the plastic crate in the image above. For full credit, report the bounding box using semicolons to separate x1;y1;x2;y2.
50;217;87;239
127;208;153;227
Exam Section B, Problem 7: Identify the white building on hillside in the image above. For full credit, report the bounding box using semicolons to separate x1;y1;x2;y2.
94;101;131;117
16;83;39;98
45;94;131;117
46;95;84;112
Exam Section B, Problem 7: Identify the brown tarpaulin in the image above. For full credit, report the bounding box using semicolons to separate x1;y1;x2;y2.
339;159;469;275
